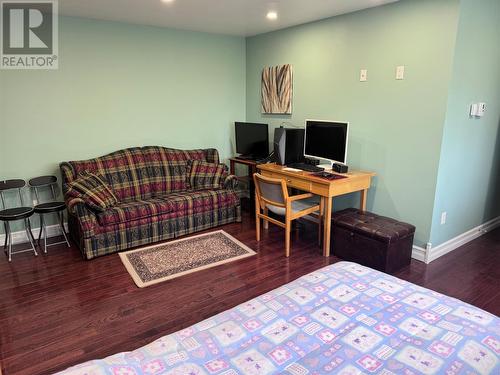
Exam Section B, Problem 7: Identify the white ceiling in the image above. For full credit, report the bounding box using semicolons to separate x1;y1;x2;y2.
59;0;399;37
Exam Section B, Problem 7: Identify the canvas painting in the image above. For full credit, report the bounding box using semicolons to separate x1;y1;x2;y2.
261;64;293;114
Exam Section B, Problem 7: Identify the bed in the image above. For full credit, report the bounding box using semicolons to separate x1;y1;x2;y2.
58;262;500;374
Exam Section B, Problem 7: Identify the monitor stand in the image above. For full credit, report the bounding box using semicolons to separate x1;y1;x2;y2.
317;161;348;173
318;161;333;170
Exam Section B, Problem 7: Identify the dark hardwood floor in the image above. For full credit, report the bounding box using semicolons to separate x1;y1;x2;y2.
0;211;499;375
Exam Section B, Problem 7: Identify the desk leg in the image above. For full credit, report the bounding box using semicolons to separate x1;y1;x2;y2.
249;165;256;205
360;189;367;211
255;194;261;241
318;198;323;246
230;160;236;175
322;196;333;257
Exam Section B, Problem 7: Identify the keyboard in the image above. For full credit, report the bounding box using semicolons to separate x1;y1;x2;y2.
286;163;324;172
311;171;348;180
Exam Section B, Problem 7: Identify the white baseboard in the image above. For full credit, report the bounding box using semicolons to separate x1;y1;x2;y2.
0;223;68;245
411;245;427;263
412;216;500;264
426;216;500;263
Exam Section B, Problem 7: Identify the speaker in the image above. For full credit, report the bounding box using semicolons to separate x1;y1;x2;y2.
332;163;348;174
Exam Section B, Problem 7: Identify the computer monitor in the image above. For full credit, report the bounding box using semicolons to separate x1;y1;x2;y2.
235;122;269;159
304;120;349;166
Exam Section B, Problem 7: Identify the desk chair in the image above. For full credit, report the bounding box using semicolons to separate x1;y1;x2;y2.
0;179;37;262
29;175;70;253
253;173;322;257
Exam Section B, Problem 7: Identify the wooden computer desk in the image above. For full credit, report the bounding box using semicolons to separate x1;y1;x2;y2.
229;157;259;203
257;163;375;257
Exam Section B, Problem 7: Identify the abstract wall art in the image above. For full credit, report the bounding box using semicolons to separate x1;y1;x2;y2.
261;64;293;114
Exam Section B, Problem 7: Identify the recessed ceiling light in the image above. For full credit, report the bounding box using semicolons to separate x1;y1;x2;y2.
266;11;278;20
161;0;174;3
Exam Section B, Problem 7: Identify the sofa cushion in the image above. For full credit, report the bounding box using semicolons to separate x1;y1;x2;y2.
96;189;238;226
65;147;152;201
96;197;173;226
165;189;239;216
188;160;227;190
66;172;118;212
142;147;213;195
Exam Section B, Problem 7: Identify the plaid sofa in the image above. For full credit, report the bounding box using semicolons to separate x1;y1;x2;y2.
60;147;241;260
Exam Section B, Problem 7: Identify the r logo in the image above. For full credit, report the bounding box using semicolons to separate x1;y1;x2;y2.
1;1;58;69
2;2;53;53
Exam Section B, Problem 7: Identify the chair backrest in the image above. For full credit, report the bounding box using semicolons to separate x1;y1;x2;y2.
253;173;288;208
0;179;26;209
29;175;58;204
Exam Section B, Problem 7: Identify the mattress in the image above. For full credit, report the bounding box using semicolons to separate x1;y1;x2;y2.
58;261;500;374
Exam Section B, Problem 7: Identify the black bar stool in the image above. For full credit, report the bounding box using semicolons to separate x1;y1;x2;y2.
29;176;70;253
0;179;37;262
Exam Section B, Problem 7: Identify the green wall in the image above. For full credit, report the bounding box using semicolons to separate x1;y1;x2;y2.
246;0;460;246
2;0;498;250
430;0;500;246
0;17;246;233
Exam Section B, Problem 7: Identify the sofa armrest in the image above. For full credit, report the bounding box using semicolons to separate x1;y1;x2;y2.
223;174;239;190
67;200;98;238
59;161;76;189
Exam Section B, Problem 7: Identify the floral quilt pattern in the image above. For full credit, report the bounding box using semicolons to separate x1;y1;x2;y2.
58;262;500;374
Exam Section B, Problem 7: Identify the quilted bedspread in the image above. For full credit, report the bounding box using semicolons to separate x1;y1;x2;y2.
59;262;500;374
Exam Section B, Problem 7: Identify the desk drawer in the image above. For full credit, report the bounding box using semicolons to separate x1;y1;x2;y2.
265;172;312;192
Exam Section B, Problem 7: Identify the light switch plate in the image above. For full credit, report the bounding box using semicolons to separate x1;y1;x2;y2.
440;211;447;225
470;103;478;116
470;102;486;117
396;65;405;80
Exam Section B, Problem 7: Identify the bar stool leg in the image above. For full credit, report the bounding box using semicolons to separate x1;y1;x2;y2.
3;222;7;249
4;222;9;254
6;222;12;262
26;218;37;248
43;216;48;254
59;211;70;248
24;218;38;257
38;214;44;244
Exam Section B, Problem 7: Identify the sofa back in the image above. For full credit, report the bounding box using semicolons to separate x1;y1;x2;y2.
60;147;220;201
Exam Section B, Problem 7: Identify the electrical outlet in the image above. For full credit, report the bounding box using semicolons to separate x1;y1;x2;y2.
440;211;447;225
360;69;367;82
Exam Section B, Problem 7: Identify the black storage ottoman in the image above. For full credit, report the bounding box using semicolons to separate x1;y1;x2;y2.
331;208;416;273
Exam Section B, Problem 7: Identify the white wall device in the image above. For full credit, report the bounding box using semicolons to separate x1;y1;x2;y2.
470;102;486;117
396;65;405;80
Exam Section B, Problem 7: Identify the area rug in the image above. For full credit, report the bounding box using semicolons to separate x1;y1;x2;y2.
119;230;256;288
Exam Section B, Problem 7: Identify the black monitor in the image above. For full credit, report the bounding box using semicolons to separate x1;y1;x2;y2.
304;120;349;165
235;122;269;159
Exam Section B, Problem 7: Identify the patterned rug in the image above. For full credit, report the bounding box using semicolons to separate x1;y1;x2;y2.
119;230;256;288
